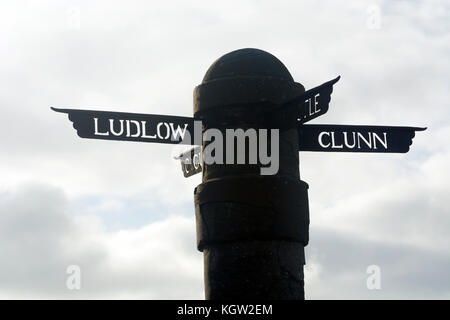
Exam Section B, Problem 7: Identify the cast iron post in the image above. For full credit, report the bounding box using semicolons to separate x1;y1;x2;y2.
193;48;310;299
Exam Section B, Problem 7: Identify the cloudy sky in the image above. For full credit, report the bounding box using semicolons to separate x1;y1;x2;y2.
0;0;449;299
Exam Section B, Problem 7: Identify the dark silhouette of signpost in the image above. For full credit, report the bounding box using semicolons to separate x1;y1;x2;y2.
52;48;425;300
193;49;310;299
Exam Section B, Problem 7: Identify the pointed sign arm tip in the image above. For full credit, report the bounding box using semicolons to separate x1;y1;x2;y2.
330;75;341;85
51;107;70;114
303;75;341;94
315;75;340;88
174;146;201;160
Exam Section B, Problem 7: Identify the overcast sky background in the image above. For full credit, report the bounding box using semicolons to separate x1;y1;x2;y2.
0;0;448;299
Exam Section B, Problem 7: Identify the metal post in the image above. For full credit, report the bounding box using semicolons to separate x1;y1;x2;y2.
193;48;310;299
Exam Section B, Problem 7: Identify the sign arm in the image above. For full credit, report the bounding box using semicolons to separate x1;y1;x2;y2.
51;107;198;145
273;76;341;126
298;124;426;153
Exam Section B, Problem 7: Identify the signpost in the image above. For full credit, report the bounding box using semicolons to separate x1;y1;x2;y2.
52;48;425;300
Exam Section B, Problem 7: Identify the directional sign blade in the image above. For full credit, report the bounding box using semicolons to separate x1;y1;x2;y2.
297;76;340;123
276;76;340;126
52;107;201;145
175;146;202;177
298;124;426;153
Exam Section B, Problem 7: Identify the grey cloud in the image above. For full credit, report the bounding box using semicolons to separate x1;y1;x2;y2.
0;183;202;299
1;179;449;299
306;227;450;299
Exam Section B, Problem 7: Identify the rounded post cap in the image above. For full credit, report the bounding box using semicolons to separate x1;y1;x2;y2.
194;48;304;118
